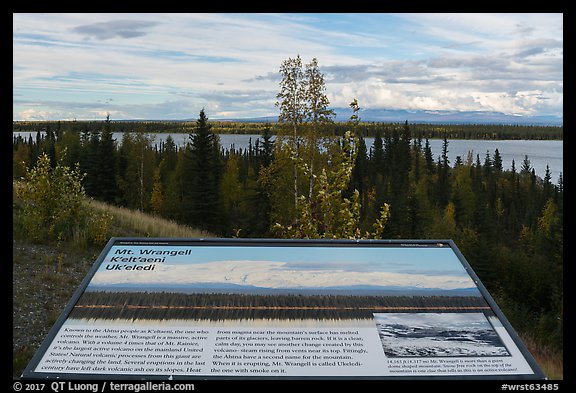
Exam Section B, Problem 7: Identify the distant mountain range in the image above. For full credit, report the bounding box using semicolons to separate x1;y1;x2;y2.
213;108;563;126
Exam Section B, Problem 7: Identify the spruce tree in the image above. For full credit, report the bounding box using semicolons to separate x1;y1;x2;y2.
96;114;118;203
436;135;451;208
181;109;223;233
82;128;100;197
259;125;274;167
493;148;503;172
424;138;434;174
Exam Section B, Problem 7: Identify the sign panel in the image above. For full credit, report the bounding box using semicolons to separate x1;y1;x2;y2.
22;238;545;379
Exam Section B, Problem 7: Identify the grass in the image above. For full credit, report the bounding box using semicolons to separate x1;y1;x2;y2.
520;334;563;380
85;198;213;239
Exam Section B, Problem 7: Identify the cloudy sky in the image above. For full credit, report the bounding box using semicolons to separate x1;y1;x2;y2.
13;13;563;121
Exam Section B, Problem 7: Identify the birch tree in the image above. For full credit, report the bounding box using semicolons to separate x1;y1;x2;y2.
275;55;306;213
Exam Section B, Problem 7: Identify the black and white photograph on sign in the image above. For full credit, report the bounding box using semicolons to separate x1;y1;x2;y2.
373;312;510;358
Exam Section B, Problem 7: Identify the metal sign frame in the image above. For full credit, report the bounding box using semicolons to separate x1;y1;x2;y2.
21;237;546;380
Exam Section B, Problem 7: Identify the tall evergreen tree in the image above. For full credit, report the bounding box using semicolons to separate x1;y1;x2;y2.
44;124;57;168
385;121;412;236
220;151;242;231
116;130;155;211
181;109;223;233
81;127;101;197
370;131;384;179
259;125;274;167
423;138;434;174
350;135;369;220
96;114;118;203
493;148;503;173
436;135;451;208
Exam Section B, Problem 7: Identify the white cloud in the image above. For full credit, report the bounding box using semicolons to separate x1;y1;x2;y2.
90;260;475;290
18;108;51;121
13;13;563;120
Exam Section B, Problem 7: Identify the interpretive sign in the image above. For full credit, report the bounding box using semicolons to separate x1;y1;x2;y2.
22;238;545;379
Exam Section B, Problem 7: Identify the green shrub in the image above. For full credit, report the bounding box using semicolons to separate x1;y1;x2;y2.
16;153;85;242
15;153;112;246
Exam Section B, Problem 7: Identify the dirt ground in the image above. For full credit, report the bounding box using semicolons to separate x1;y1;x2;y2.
12;240;98;378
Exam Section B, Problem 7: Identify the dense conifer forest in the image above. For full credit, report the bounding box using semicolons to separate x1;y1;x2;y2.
71;291;490;321
13;119;563;140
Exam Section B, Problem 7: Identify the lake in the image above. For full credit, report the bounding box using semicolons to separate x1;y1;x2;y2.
13;132;563;182
144;133;564;182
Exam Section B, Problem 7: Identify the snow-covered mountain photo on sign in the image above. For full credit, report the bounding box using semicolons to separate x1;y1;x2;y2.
374;312;510;357
90;245;481;296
